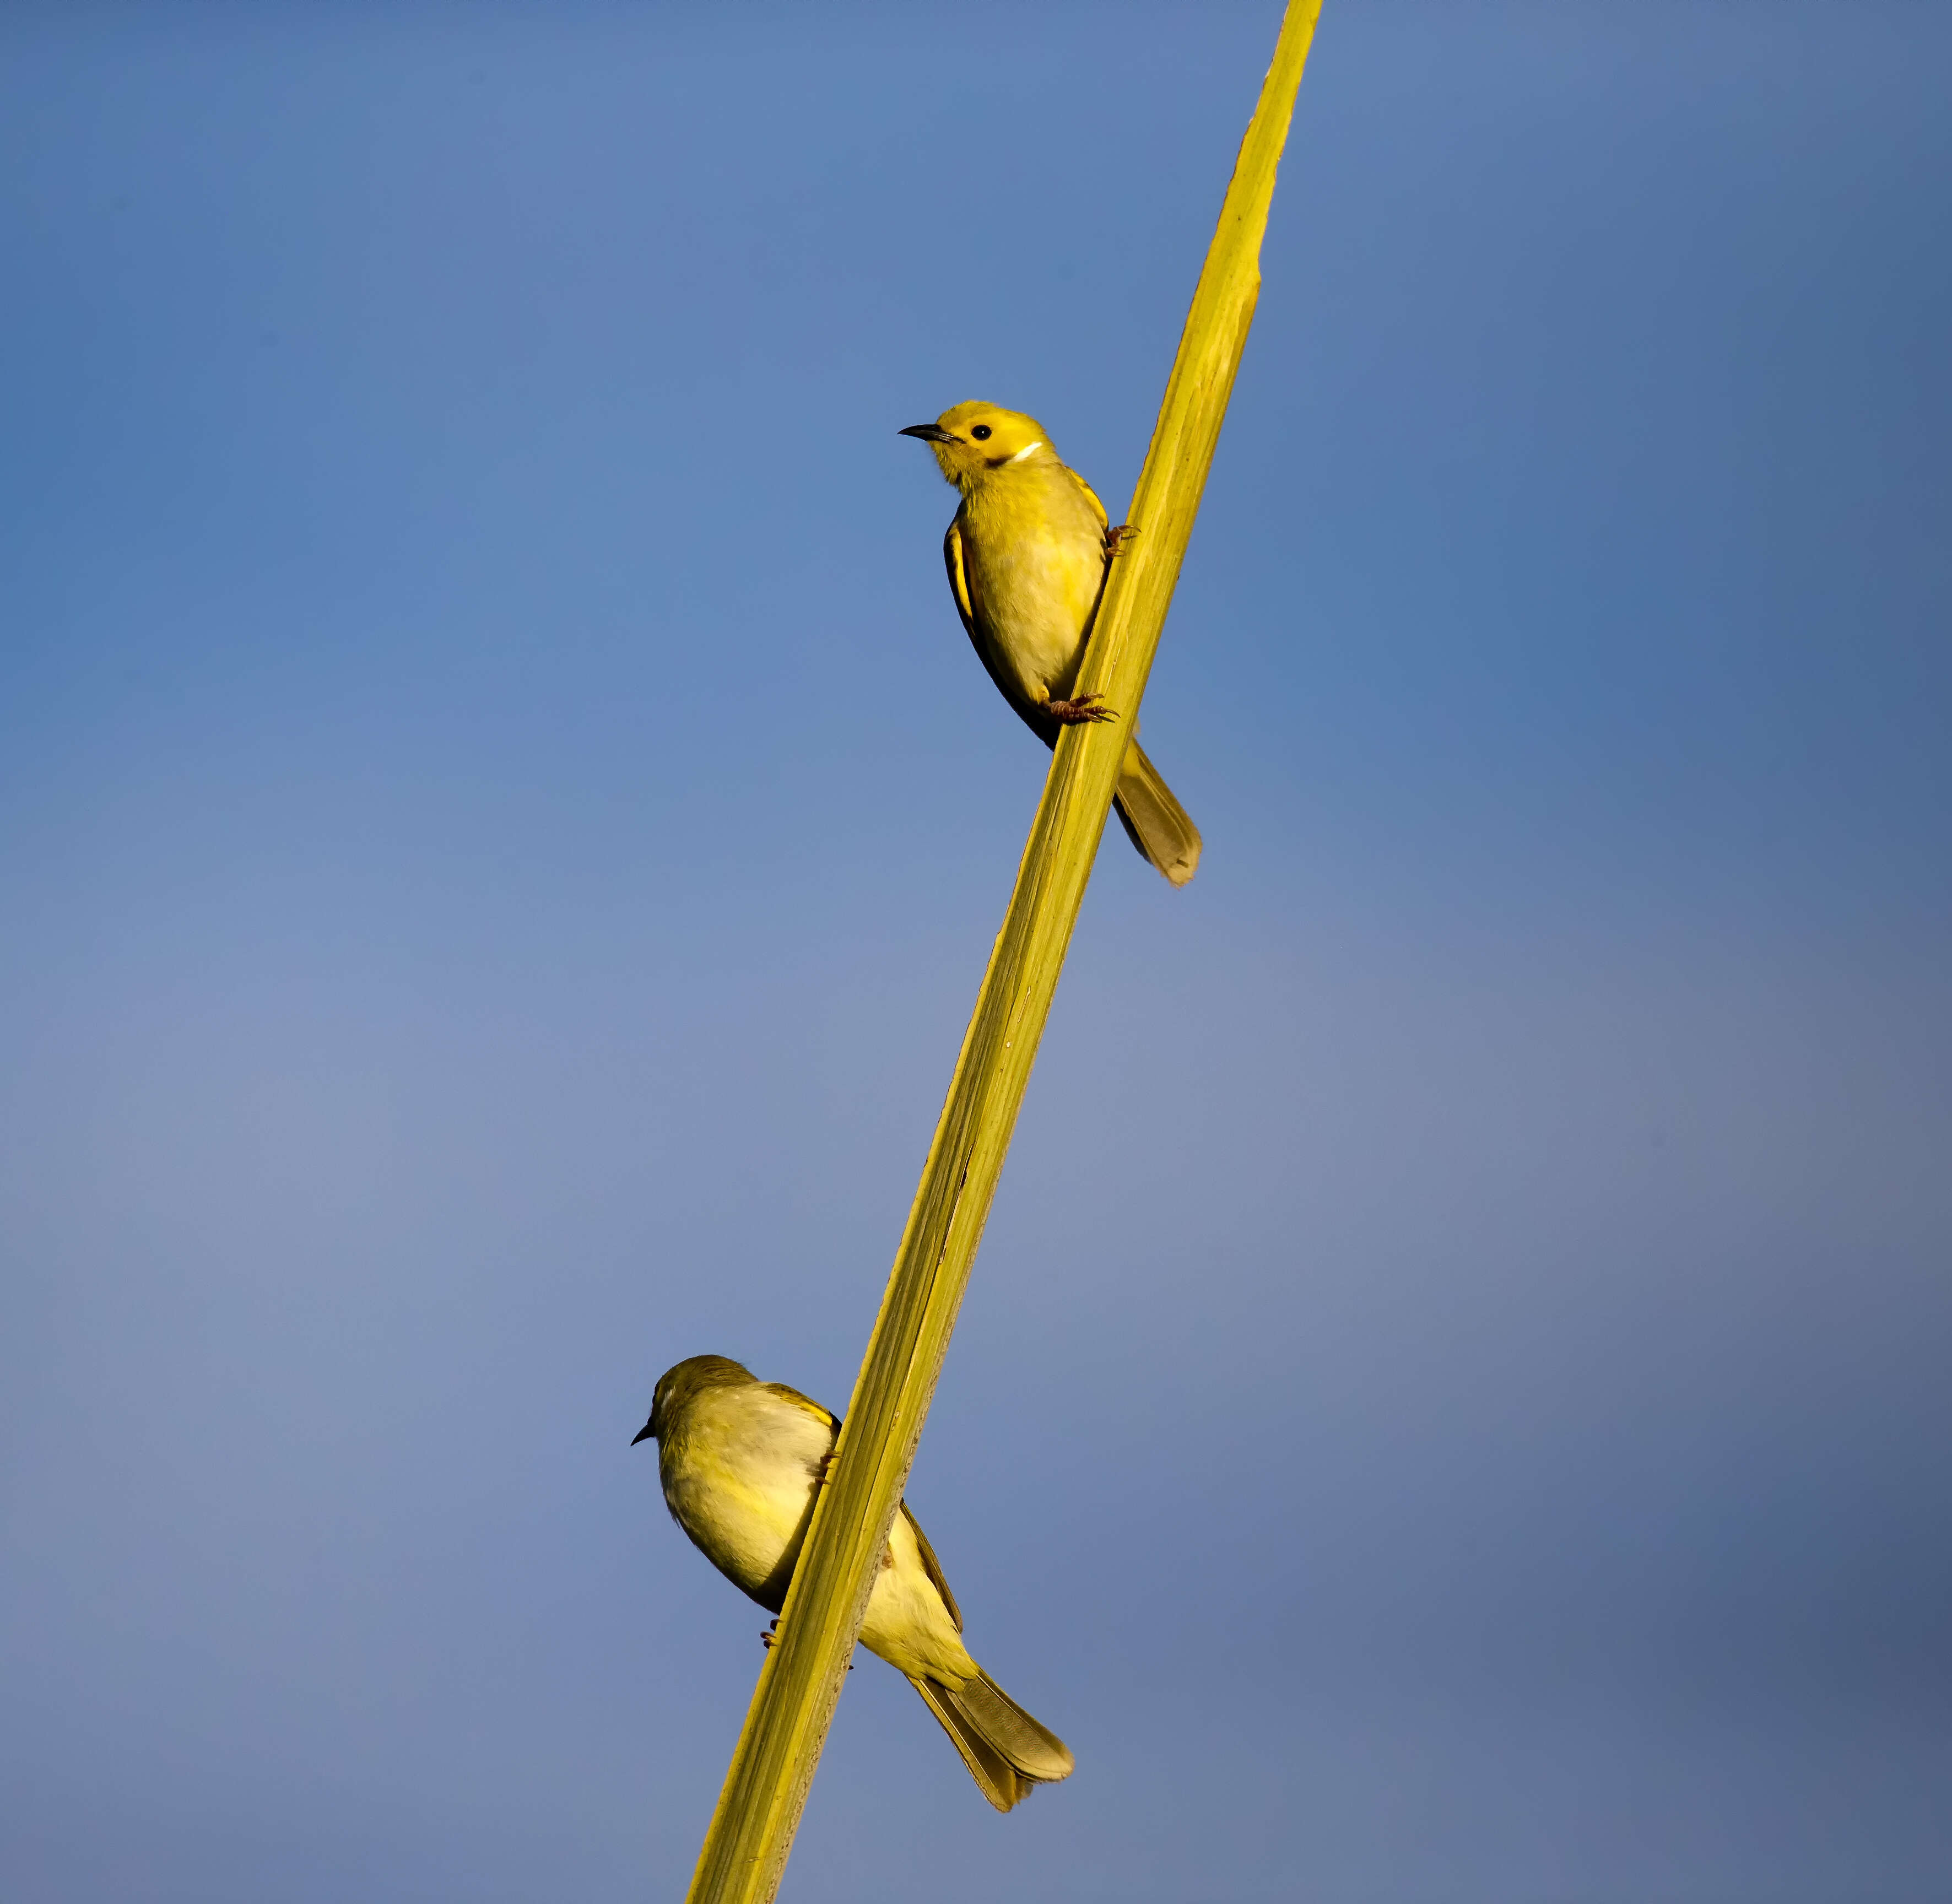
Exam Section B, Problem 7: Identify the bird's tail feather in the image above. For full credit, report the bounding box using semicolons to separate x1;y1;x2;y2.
906;1670;1075;1814
1114;740;1201;886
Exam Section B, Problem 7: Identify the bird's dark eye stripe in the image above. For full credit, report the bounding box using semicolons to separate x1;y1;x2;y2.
970;424;992;440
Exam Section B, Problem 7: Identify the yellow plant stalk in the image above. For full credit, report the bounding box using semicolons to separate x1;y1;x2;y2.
683;7;1324;1898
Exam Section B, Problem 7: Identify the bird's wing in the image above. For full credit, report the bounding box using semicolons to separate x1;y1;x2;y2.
758;1383;839;1435
942;517;977;637
1064;466;1111;533
900;1505;964;1632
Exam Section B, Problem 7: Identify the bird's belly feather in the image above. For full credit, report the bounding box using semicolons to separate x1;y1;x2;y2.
660;1391;832;1605
961;486;1106;712
665;1468;810;1598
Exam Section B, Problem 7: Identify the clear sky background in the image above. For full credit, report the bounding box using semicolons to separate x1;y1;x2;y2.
3;3;1948;1900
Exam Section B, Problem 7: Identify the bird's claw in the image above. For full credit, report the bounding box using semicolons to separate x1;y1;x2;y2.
1104;523;1139;558
762;1620;851;1668
1047;694;1118;726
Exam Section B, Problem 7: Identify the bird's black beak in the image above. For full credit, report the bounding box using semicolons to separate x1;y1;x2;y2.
899;423;955;443
630;1418;656;1446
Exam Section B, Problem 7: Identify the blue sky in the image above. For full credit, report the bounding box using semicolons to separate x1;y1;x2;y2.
2;3;1948;1900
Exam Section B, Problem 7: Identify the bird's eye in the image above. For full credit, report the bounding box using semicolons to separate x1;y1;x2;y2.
970;424;992;441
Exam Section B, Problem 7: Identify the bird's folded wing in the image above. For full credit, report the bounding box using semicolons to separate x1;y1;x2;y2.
757;1383;837;1431
1064;466;1110;531
901;1506;963;1632
943;518;976;635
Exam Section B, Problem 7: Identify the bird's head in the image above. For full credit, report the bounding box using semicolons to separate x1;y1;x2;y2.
901;401;1055;492
631;1354;751;1446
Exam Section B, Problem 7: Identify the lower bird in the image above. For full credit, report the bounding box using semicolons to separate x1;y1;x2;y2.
633;1355;1074;1811
901;399;1202;886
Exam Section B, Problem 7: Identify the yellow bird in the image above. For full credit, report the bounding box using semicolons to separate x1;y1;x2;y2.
901;399;1202;885
633;1355;1075;1813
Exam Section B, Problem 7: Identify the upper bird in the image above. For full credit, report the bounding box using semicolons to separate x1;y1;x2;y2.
901;401;1202;886
633;1355;1074;1813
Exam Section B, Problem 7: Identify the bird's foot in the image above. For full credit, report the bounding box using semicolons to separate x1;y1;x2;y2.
1046;694;1118;725
814;1452;838;1487
1104;523;1139;558
762;1620;852;1668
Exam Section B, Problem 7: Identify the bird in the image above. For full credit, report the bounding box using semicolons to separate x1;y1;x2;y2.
901;399;1202;886
633;1354;1074;1812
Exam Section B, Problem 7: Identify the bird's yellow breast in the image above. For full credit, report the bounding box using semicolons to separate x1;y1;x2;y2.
658;1385;833;1608
958;464;1108;710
